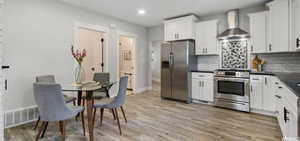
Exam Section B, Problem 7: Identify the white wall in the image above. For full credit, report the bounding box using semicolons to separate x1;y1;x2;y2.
3;0;150;111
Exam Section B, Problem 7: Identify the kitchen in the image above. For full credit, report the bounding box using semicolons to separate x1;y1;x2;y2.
160;0;300;139
2;0;300;140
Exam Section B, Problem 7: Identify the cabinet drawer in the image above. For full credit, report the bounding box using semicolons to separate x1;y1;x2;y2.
192;72;213;79
250;75;264;82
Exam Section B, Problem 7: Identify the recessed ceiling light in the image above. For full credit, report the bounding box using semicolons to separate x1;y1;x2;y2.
138;9;146;15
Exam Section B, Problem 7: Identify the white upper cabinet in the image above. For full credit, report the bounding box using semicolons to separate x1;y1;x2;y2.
249;11;268;53
195;20;218;55
293;0;300;50
164;15;198;41
267;0;290;53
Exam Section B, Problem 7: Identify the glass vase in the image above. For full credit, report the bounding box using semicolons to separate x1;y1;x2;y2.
75;64;85;84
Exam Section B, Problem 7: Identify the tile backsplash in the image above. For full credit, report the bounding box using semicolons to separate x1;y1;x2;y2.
197;55;220;70
197;52;300;73
255;52;300;72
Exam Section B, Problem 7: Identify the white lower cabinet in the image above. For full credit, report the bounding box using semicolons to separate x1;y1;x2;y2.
274;78;298;138
191;73;214;102
250;75;275;112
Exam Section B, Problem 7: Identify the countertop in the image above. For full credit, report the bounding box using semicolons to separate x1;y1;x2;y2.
272;72;300;97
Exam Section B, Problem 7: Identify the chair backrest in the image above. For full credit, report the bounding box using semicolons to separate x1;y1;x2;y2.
93;73;109;84
111;76;128;107
36;75;56;83
33;83;72;122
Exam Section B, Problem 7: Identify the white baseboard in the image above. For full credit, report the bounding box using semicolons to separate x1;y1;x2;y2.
152;78;160;83
135;87;152;94
250;108;276;117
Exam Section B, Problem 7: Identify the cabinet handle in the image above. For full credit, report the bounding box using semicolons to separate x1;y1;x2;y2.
275;82;279;85
265;77;267;85
275;95;282;99
251;45;253;52
4;79;7;91
284;107;290;123
177;34;179;39
202;48;205;53
269;44;272;51
278;86;282;89
250;85;253;92
297;38;300;48
205;48;207;53
199;81;202;87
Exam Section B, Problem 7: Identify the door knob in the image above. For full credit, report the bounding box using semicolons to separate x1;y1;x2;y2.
91;67;95;71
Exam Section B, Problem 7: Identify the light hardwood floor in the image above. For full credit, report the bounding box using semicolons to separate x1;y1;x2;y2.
5;86;282;141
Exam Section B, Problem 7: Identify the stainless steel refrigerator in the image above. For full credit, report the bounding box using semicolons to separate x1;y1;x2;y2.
161;40;197;103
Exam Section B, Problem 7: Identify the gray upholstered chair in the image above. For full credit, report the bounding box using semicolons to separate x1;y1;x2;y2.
34;75;77;130
92;76;128;135
81;73;112;106
33;83;85;140
36;75;77;104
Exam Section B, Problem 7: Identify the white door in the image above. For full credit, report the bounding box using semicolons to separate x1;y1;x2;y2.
249;12;267;53
294;0;300;50
250;76;263;110
119;36;135;90
268;0;290;52
78;28;105;81
200;79;214;102
191;79;201;100
0;1;4;140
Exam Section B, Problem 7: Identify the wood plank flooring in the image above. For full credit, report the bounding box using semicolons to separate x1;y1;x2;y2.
5;87;282;141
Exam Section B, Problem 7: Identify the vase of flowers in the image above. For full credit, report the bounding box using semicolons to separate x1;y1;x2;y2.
71;46;87;84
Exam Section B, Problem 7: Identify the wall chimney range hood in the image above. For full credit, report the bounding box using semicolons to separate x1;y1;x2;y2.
218;9;250;40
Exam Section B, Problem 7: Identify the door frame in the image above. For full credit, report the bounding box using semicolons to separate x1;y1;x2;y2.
73;22;110;74
116;31;137;93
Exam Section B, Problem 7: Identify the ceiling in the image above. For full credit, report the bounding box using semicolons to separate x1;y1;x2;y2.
61;0;268;27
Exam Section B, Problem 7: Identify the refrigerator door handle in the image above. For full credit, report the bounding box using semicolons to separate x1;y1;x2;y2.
169;53;174;66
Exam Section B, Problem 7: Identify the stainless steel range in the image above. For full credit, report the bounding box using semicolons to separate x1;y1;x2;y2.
214;69;250;112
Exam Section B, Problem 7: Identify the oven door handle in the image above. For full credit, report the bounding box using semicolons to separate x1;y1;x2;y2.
214;77;250;83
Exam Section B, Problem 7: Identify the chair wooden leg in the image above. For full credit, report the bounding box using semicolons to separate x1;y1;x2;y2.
41;122;48;138
120;106;127;123
111;109;116;120
33;116;40;130
59;121;66;141
73;100;76;106
36;121;46;141
114;108;122;135
100;108;104;126
81;112;86;136
92;108;97;127
82;99;85;106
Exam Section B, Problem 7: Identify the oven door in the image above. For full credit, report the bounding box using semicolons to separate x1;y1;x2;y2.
214;77;250;102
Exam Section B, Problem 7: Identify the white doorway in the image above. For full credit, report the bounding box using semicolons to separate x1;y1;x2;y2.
74;23;109;81
117;32;136;94
150;41;163;92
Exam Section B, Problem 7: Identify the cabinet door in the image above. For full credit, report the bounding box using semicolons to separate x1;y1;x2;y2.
176;19;190;40
249;12;267;53
200;79;214;102
294;0;300;50
192;79;201;100
195;20;218;55
164;21;178;41
286;110;298;138
250;80;263;109
262;76;276;112
268;0;290;52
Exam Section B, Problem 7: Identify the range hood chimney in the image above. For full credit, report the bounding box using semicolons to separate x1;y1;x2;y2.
218;9;250;40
